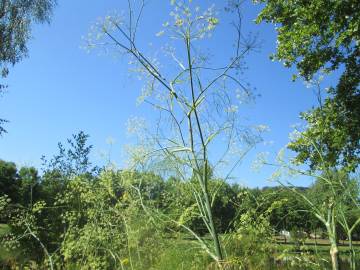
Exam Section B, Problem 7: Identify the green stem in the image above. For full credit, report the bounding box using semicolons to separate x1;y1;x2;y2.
185;32;223;262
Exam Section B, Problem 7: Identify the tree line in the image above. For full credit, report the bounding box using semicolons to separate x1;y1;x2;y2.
0;131;359;269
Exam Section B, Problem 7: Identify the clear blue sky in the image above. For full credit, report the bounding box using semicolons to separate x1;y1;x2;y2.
0;0;328;187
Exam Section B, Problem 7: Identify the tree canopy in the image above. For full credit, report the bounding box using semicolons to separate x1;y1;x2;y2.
0;0;57;134
0;0;56;79
256;0;360;171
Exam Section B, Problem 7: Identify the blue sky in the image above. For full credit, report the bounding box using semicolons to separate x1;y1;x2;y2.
0;0;327;187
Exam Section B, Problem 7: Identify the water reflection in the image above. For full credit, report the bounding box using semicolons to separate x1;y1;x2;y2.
269;254;360;270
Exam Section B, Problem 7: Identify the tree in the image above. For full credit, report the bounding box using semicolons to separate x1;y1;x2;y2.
40;131;98;207
0;0;57;81
18;166;40;207
226;188;280;269
58;170;168;269
0;132;98;268
256;0;360;172
41;131;99;179
288;96;359;172
0;118;8;135
0;161;41;207
0;0;57;134
261;187;313;235
0;159;20;204
256;2;360;268
87;0;264;264
28;132;99;259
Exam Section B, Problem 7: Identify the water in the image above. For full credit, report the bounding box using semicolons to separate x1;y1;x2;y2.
268;254;360;270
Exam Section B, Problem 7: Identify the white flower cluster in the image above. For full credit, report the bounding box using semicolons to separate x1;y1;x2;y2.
126;116;147;136
156;1;219;40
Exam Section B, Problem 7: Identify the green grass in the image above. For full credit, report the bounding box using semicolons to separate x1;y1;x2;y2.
151;240;211;270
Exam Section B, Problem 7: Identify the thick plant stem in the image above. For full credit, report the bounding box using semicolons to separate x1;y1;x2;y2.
185;32;223;262
330;243;339;270
326;221;339;270
203;174;223;261
348;233;356;270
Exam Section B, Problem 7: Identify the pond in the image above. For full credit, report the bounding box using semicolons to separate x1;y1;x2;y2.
268;254;360;270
